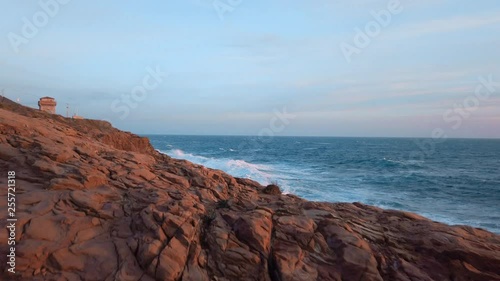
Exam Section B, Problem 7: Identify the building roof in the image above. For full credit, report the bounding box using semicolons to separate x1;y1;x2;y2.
40;96;55;100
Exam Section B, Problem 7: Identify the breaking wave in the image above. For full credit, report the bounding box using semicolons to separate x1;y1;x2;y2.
163;149;279;187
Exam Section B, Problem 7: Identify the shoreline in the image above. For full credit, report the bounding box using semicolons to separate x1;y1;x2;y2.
154;141;500;235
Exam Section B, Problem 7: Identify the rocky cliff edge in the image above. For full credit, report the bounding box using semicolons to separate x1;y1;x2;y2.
1;98;499;281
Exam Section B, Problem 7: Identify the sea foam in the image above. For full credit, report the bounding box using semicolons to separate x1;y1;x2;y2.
164;149;278;187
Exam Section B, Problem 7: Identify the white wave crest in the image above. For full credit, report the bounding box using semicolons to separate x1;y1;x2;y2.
164;149;278;186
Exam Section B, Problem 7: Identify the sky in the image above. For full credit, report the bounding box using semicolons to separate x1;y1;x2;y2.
0;0;499;138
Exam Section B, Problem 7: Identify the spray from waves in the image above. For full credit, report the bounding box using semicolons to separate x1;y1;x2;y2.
163;149;292;192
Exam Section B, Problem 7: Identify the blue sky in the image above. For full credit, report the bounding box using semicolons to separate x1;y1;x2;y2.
1;0;499;137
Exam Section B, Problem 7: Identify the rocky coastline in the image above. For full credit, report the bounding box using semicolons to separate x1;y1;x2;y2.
1;98;499;281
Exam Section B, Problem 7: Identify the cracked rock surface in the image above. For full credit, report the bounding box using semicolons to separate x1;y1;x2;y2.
1;98;500;281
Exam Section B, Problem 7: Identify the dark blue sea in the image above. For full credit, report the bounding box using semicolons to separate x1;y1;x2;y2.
146;135;500;234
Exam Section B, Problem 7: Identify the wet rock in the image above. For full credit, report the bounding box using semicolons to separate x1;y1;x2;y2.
263;184;281;195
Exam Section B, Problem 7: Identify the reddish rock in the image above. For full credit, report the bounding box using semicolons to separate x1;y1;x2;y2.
0;97;499;281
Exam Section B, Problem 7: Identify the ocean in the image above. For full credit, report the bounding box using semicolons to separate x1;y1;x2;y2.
146;135;500;234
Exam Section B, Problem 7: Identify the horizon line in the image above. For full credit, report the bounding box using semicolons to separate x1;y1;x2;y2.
139;133;500;140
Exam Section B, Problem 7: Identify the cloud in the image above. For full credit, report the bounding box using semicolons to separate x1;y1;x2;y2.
390;13;500;39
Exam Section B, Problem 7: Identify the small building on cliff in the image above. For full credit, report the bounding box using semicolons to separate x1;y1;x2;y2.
38;97;57;114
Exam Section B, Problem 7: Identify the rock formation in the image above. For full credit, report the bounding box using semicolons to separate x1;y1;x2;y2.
1;98;499;281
